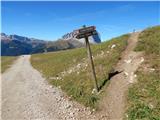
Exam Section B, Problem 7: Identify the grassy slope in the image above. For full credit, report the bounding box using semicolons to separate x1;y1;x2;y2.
31;34;129;108
126;26;160;119
1;56;17;73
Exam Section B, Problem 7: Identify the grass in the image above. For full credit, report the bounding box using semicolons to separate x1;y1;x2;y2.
126;72;160;120
125;26;160;120
31;34;129;108
135;25;160;55
1;56;17;73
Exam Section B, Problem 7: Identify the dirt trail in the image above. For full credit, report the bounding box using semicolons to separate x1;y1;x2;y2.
1;55;95;120
98;32;144;120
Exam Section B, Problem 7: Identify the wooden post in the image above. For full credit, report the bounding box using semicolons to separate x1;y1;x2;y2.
85;36;99;92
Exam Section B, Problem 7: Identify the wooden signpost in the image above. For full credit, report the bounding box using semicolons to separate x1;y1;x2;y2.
76;25;99;92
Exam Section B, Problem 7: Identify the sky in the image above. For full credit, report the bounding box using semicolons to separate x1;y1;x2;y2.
1;1;160;41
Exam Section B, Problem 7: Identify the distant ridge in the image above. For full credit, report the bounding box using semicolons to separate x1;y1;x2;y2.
1;33;84;56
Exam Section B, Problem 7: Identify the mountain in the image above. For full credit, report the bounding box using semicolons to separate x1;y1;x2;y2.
1;33;84;56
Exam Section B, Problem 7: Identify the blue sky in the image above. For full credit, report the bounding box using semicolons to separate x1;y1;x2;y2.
1;1;160;41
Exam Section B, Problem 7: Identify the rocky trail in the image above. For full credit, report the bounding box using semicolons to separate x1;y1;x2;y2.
1;32;144;120
98;32;144;120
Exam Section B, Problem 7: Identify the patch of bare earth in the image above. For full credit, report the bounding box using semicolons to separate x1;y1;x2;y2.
1;55;96;120
97;32;144;120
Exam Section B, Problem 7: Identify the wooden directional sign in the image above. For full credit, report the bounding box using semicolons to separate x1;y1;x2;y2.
78;26;95;34
76;26;98;39
75;25;99;92
76;31;97;39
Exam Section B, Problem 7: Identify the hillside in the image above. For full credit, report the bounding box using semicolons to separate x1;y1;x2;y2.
2;26;160;120
31;34;129;108
125;26;160;119
1;33;84;56
31;25;160;119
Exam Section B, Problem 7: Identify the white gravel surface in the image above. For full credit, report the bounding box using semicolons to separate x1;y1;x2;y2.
1;55;96;120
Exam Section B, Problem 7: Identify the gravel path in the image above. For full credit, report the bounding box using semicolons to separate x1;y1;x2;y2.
1;55;95;120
